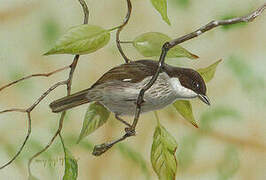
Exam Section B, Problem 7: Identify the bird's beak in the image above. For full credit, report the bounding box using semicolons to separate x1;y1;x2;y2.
198;94;210;105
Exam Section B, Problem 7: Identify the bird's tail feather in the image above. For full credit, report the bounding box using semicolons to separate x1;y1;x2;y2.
50;88;90;113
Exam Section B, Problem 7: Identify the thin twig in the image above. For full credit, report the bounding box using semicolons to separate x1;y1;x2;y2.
78;0;89;24
168;3;266;48
27;0;89;175
91;3;266;155
0;65;69;92
27;111;66;175
0;112;31;169
116;0;132;63
27;81;67;112
0;108;26;114
133;3;266;134
0;81;66;169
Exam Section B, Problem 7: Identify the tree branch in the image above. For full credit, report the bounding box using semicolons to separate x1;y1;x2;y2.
168;3;266;48
0;65;69;92
116;0;132;63
133;3;266;132
27;0;89;176
0;0;89;172
90;3;266;156
0;112;31;169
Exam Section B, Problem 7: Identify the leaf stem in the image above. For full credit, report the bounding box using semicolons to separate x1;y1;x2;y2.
108;26;120;32
119;41;133;44
153;111;160;125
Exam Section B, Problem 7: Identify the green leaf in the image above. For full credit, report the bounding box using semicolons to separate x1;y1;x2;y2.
77;102;110;143
63;148;78;180
151;122;178;180
200;106;240;131
118;143;150;180
173;100;198;128
217;146;239;180
197;59;222;83
150;0;171;25
44;24;110;55
133;32;198;59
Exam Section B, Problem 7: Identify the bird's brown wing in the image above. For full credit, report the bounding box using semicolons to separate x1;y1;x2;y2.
91;60;159;88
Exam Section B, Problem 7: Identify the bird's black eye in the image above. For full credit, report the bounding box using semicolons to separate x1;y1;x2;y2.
192;81;199;89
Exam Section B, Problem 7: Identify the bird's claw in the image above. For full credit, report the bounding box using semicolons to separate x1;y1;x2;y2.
124;127;136;136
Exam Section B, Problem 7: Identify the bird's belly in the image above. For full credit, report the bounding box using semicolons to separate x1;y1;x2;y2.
99;83;176;116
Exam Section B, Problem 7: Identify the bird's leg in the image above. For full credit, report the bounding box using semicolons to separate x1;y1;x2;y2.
115;114;131;127
92;127;135;156
115;114;136;135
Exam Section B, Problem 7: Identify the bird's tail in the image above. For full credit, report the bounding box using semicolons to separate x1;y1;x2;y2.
50;88;91;113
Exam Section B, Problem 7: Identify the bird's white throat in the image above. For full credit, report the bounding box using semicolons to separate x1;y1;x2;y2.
168;77;198;99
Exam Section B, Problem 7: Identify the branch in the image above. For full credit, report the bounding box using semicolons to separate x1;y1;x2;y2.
0;65;69;92
0;81;66;169
27;0;89;175
168;3;266;48
0;0;89;172
132;3;266;132
91;3;266;156
116;0;132;63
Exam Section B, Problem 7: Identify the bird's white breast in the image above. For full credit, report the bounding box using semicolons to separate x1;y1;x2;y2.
168;77;198;99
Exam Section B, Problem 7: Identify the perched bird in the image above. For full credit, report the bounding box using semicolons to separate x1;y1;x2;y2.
50;60;210;123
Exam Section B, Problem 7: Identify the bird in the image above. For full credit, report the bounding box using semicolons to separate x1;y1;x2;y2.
50;60;210;126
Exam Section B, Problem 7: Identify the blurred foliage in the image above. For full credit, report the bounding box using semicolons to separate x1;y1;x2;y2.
41;18;61;47
177;132;199;171
170;0;190;9
118;143;150;180
200;106;241;132
177;105;240;172
1;0;265;179
217;146;239;180
28;174;39;180
226;56;265;94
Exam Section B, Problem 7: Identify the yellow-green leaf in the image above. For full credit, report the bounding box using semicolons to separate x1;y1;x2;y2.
173;100;198;128
151;122;178;180
150;0;171;25
44;24;110;55
77;102;110;143
63;148;78;180
133;32;198;59
197;59;222;83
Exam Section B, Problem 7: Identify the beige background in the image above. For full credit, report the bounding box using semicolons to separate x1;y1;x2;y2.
0;0;265;179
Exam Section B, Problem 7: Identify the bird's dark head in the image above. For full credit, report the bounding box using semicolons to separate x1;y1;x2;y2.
166;65;210;105
179;69;210;105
